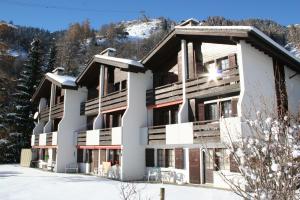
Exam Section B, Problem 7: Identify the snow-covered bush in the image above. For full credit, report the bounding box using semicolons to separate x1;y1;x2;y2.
223;112;300;200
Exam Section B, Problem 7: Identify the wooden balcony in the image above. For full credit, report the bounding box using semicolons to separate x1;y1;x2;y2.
99;128;112;145
39;102;64;121
148;125;166;145
186;66;240;99
193;120;220;143
146;82;182;106
45;132;57;146
34;134;39;146
77;131;87;146
80;89;127;115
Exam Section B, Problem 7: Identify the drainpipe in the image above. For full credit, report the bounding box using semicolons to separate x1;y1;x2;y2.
178;39;189;123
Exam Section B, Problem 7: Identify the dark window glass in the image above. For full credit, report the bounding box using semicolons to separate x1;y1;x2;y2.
221;101;232;118
157;149;165;167
205;103;218;120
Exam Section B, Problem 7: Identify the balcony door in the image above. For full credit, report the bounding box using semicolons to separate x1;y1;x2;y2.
189;148;200;184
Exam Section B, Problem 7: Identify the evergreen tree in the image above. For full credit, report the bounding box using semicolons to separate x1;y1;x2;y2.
45;40;57;73
8;38;43;162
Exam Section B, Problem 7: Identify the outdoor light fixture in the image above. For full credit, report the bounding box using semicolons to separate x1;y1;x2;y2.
207;65;220;81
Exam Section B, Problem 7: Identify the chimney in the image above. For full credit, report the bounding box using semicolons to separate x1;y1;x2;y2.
52;67;65;75
99;48;116;57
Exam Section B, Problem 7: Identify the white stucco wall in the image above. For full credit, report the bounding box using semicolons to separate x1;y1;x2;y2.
39;133;46;146
166;123;193;145
237;40;277;120
111;127;122;145
33;121;45;135
220;117;242;144
31;135;35;146
86;130;100;145
55;87;87;172
121;70;152;181
52;131;57;146
285;66;300;115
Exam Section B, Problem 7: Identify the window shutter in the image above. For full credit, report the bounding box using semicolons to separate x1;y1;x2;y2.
145;148;155;167
165;149;170;167
175;148;184;169
231;98;238;117
230;154;240;173
197;102;205;121
228;54;237;68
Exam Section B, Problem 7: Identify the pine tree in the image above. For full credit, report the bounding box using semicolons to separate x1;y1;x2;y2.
7;38;43;162
45;41;57;73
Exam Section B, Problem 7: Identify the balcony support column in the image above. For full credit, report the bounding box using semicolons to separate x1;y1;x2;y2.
94;65;105;129
178;39;189;123
44;83;56;133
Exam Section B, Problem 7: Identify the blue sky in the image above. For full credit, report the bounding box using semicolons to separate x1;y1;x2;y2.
0;0;299;31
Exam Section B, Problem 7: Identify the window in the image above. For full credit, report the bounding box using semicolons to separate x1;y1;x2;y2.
121;80;127;90
84;149;92;163
157;149;165;167
145;149;155;167
77;149;84;163
205;103;218;121
215;149;230;171
166;149;175;168
221;101;232;118
114;82;120;92
108;149;121;165
205;149;214;170
218;58;229;71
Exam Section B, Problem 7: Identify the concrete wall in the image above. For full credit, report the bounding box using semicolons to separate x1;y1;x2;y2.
166;123;193;145
31;135;35;146
202;43;237;63
111;127;122;145
52;132;57;146
86;130;100;145
121;70;152;181
55;87;87;172
220;117;242;144
39;133;46;146
237;40;277;120
285;66;300;115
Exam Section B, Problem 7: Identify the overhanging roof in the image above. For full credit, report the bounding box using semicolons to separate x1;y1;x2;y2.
76;55;145;85
31;73;77;102
141;26;300;72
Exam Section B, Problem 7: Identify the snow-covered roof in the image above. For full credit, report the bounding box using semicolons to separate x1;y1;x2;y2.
174;25;300;64
94;55;144;68
142;24;300;71
46;73;76;87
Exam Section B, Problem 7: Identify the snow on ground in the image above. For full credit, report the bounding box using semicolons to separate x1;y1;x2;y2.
124;19;161;39
0;165;240;200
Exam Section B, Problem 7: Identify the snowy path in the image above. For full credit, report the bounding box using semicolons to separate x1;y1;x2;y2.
0;165;240;200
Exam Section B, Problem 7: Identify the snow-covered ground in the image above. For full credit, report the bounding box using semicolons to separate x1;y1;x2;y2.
0;165;240;200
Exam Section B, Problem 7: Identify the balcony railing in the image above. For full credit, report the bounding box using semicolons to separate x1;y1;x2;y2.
193;120;220;143
80;89;127;115
148;125;166;145
99;128;112;145
34;134;39;146
186;66;240;99
77;131;87;146
39;102;64;121
146;82;182;106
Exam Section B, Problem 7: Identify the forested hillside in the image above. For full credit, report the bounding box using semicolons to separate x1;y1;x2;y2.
0;16;299;163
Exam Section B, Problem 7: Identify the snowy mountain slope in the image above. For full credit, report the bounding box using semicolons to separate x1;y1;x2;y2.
123;19;162;39
285;43;300;58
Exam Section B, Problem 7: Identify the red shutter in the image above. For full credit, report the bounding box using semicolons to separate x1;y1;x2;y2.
175;148;184;169
228;54;237;68
197;102;205;121
230;154;240;173
231;98;238;117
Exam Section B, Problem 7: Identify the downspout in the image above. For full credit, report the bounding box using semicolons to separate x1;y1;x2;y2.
178;39;189;123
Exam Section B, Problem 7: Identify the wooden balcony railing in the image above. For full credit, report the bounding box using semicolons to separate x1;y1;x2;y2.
146;82;182;106
77;131;87;146
186;66;240;99
80;89;127;115
46;133;53;146
39;102;64;121
101;89;127;112
34;134;39;146
193;120;220;143
148;125;166;145
99;128;112;145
